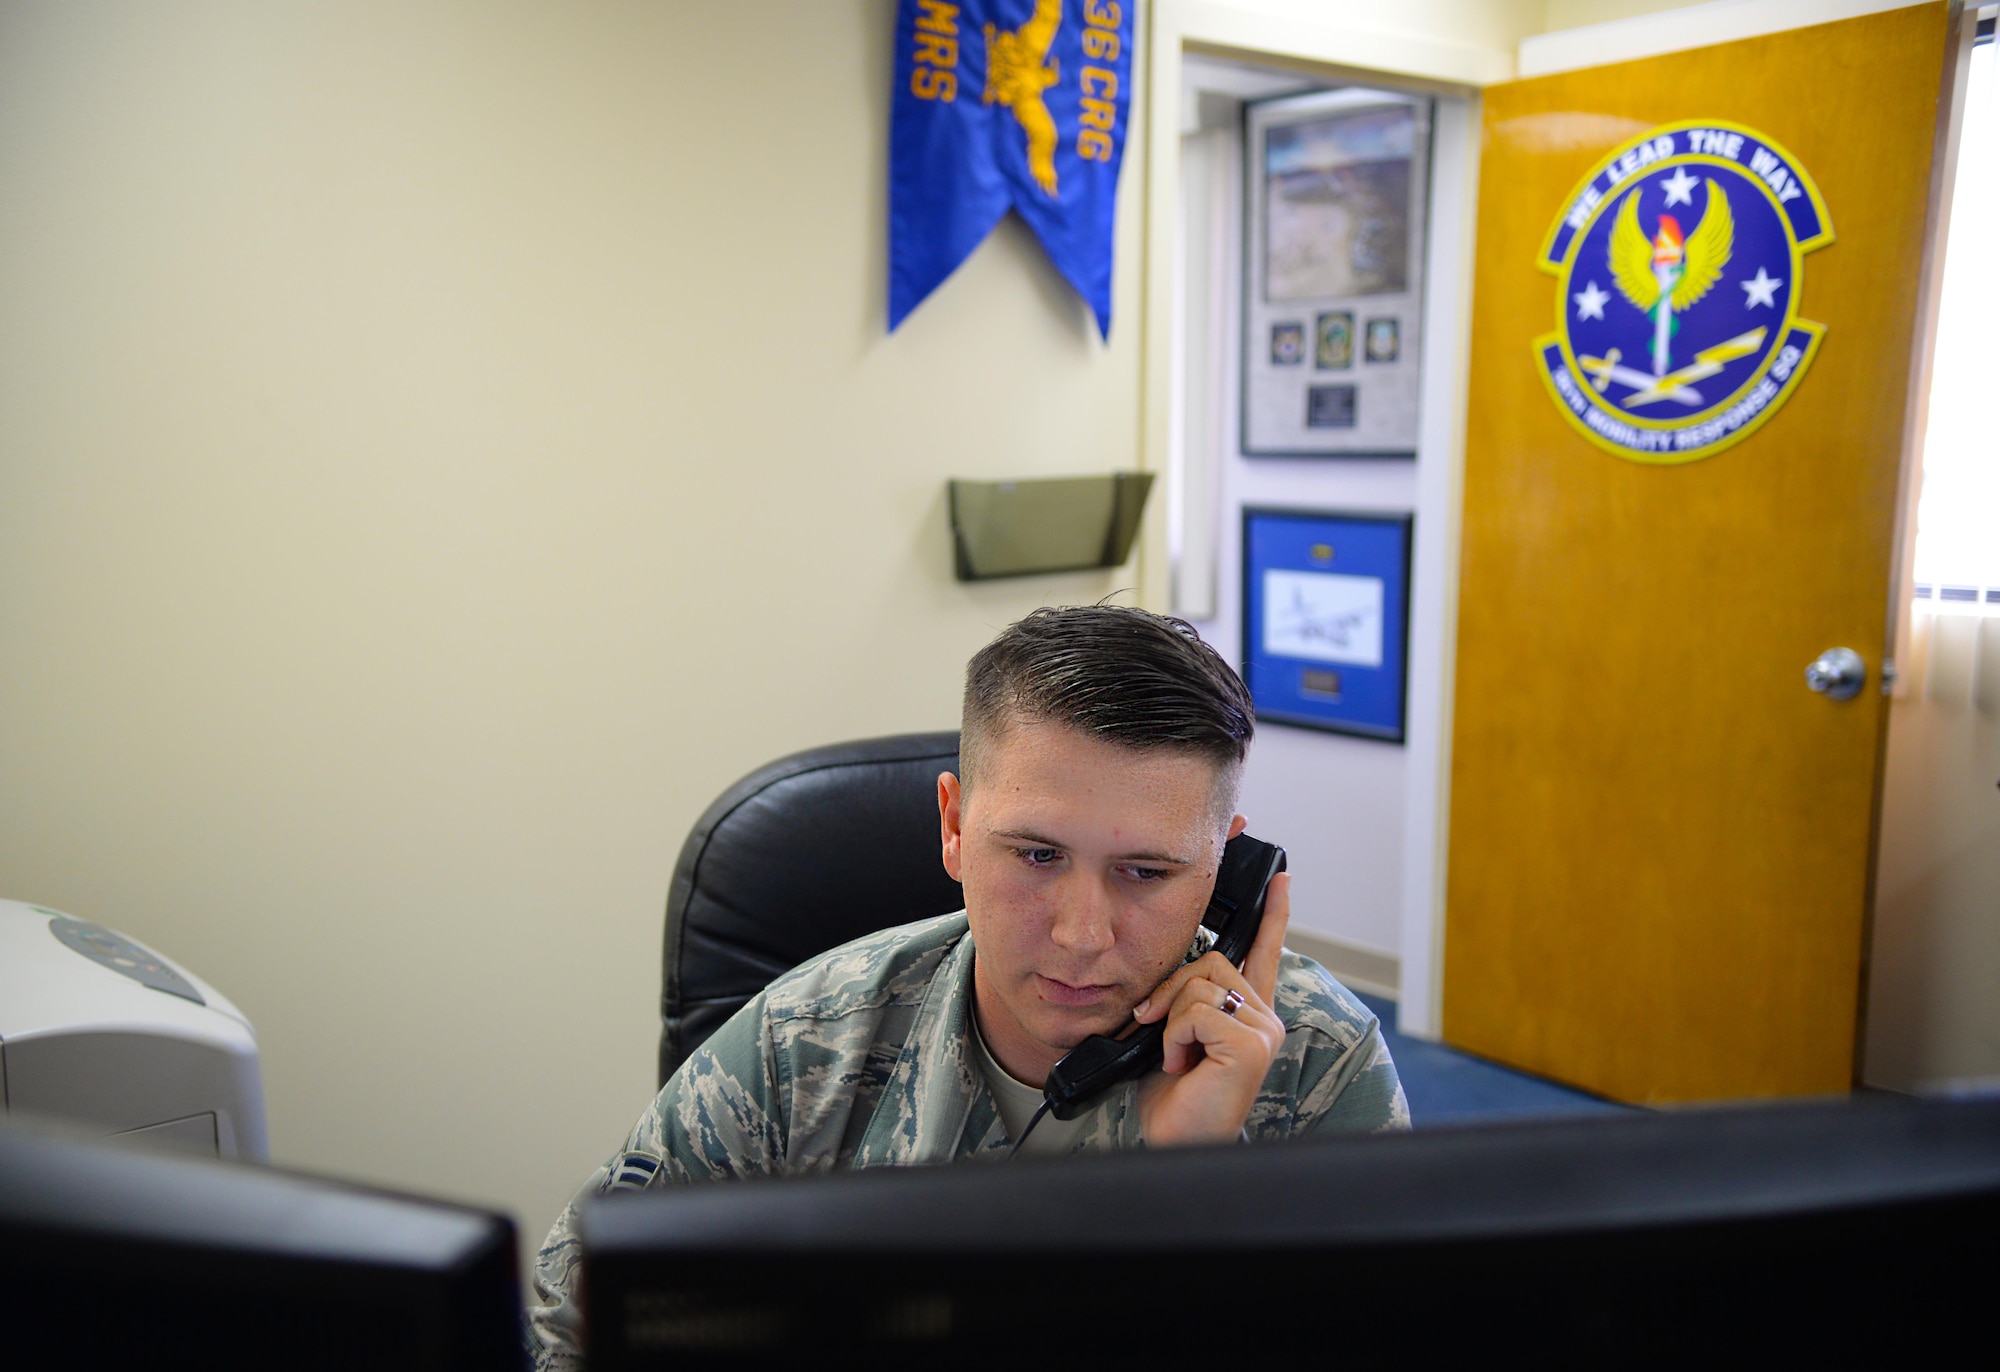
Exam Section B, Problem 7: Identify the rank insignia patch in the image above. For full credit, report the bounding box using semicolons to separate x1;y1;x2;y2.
1535;121;1831;464
603;1150;663;1193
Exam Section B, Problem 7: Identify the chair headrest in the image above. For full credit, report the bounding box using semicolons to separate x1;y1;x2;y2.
660;732;965;1085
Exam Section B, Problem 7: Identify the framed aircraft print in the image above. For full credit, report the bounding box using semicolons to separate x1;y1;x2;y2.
1241;507;1412;741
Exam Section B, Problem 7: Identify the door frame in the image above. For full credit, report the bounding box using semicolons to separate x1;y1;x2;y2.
1137;3;1499;1038
1886;2;1979;696
1136;0;1976;1044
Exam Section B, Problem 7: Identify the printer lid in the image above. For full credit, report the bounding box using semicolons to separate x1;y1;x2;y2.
0;899;253;1046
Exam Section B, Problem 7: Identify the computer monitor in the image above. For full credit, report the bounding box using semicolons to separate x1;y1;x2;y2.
0;1120;524;1370
581;1095;2000;1367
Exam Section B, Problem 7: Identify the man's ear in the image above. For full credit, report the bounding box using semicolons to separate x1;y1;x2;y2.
1226;813;1248;842
939;772;965;881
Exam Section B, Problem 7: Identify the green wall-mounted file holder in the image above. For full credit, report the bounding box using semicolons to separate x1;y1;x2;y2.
948;472;1156;582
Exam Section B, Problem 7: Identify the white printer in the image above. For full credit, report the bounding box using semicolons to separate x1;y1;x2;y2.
0;898;267;1160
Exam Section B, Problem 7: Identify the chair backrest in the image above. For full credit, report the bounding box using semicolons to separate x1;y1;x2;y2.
659;732;965;1086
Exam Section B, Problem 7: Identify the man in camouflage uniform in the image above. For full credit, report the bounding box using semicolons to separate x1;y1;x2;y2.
528;606;1407;1369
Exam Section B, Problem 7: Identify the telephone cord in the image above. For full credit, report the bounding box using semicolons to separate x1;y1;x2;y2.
1008;1100;1053;1159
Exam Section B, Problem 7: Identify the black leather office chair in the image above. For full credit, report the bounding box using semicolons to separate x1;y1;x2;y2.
658;732;966;1086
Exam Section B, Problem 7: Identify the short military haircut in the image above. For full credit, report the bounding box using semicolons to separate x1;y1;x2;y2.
959;604;1255;800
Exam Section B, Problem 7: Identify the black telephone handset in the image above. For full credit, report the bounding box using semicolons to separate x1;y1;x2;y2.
1039;833;1287;1122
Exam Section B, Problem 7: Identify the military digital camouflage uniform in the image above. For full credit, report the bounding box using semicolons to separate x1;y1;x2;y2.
526;911;1408;1369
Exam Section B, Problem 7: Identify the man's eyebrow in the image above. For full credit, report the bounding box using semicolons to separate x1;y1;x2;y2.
990;828;1068;849
989;829;1195;866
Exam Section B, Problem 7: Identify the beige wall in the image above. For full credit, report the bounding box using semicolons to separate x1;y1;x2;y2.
0;0;1152;1243
1864;613;2000;1090
1543;0;1694;27
0;0;1747;1255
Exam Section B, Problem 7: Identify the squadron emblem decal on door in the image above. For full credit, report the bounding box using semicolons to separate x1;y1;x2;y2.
1535;120;1831;464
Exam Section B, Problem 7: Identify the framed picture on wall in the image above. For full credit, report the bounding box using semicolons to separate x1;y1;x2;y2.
1241;507;1412;742
1242;90;1432;458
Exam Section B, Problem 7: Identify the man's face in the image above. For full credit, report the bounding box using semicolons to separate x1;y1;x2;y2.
940;718;1245;1079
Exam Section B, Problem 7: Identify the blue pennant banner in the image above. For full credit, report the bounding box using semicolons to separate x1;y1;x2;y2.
889;0;1134;339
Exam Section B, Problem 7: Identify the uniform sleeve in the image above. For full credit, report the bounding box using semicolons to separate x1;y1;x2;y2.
525;992;790;1370
1250;958;1412;1140
1295;1018;1411;1134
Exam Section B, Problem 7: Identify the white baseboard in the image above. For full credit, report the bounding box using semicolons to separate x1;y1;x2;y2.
1286;930;1400;1002
1913;1076;2000;1100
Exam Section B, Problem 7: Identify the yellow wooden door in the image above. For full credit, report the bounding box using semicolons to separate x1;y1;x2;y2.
1444;4;1951;1104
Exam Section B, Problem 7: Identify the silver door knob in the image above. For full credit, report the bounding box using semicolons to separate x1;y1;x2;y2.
1805;647;1866;701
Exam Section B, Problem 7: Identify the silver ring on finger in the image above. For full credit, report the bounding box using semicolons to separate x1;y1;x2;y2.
1219;988;1245;1018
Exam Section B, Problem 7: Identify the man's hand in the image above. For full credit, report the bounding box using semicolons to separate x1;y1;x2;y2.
1133;873;1291;1147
